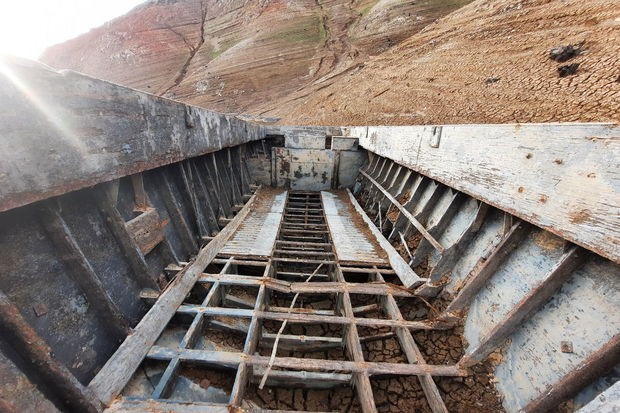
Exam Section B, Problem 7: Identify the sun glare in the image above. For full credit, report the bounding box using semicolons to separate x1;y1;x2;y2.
0;0;146;60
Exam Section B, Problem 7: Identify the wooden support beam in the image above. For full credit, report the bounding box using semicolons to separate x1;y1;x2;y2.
359;170;445;253
522;333;620;413
147;346;468;377
0;291;102;413
334;266;377;413
88;187;260;405
39;204;131;338
250;368;352;389
105;399;228;413
442;221;530;317
177;305;447;330
125;207;167;255
130;173;148;210
197;273;420;297
158;170;199;254
461;246;586;367
347;189;424;288
373;269;448;413
350;124;620;263
94;186;159;290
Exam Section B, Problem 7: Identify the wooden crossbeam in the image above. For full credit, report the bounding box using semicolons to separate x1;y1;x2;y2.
147;346;468;377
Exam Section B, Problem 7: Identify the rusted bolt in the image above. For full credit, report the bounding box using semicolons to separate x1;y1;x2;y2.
526;153;533;159
518;187;525;193
560;341;574;353
33;303;48;317
554;159;563;165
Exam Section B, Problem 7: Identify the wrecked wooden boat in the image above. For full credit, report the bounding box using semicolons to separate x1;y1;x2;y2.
0;57;618;413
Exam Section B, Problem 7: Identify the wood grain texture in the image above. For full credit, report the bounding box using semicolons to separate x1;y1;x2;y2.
88;187;260;405
346;124;620;263
0;57;265;212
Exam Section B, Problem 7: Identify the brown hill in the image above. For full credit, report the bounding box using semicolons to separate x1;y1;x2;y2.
41;0;469;117
273;0;620;125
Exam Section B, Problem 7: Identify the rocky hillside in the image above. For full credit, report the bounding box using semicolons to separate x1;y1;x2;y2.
41;0;469;117
275;0;620;125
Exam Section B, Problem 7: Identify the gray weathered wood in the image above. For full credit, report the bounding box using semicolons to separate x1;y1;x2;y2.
347;124;620;263
0;56;265;213
460;246;586;367
147;346;468;377
0;291;102;413
88;187;261;405
95;187;159;290
347;189;424;287
125;207;167;255
39;204;131;338
359;170;445;252
442;221;530;316
374;270;448;413
522;333;620;413
105;399;229;413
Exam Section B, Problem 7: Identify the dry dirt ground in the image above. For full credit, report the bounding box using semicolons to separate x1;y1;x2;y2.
274;0;620;125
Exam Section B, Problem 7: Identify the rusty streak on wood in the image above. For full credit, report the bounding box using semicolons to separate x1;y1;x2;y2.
87;187;261;405
522;333;620;413
0;291;102;413
130;174;148;211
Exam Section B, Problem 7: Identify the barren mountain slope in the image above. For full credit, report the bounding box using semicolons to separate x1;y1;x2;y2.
41;0;470;115
274;0;620;125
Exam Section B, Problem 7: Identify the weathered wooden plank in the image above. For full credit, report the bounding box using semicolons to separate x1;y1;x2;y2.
0;291;102;413
334;267;377;413
347;124;620;263
374;270;448;413
147;346;468;377
442;221;530;316
95;187;158;290
359;170;445;253
250;367;352;389
460;246;586;367
346;189;424;287
522;333;620;413
39;204;131;338
0;56;265;213
125;207;167;255
88;187;261;405
177;305;447;330
105;399;229;413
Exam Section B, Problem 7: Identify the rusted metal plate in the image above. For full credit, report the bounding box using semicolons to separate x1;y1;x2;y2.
220;189;287;257
125;208;168;255
321;191;386;265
